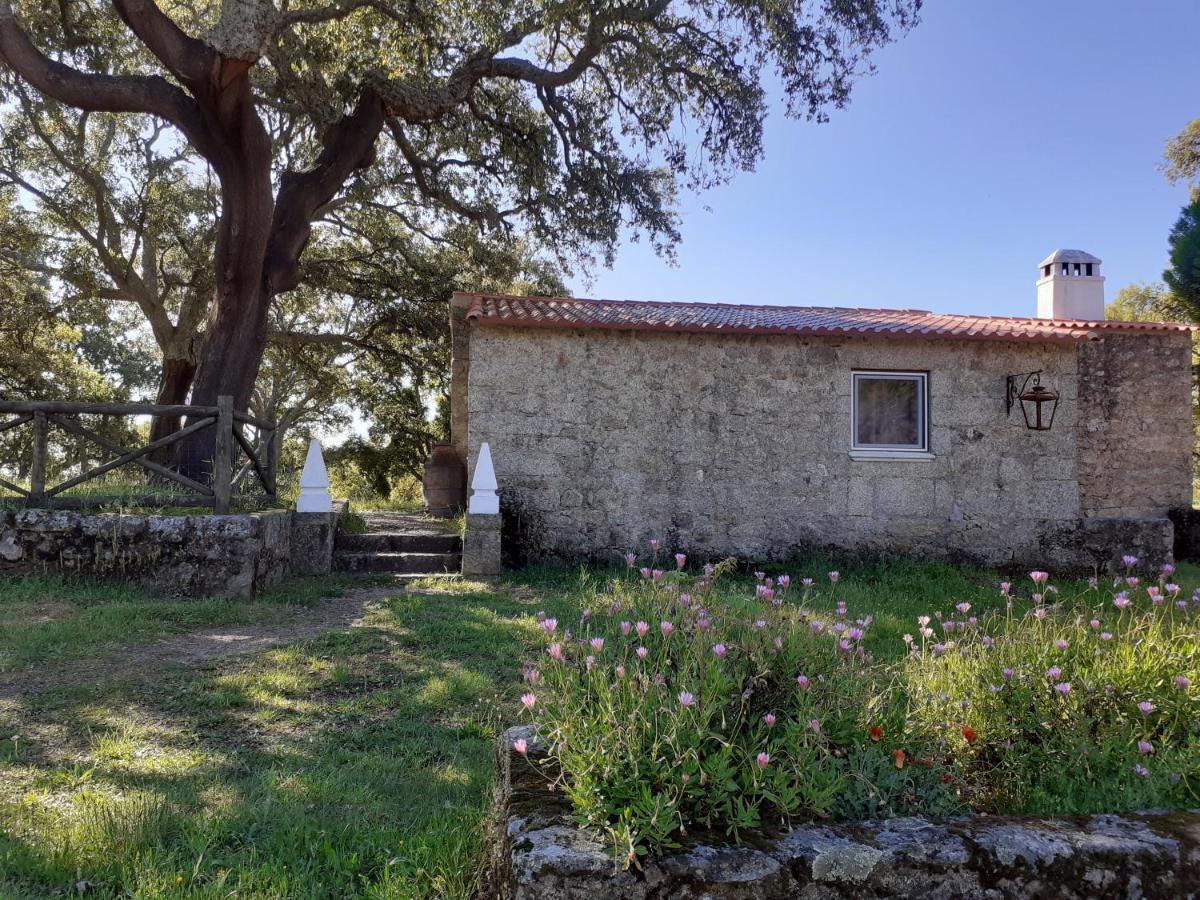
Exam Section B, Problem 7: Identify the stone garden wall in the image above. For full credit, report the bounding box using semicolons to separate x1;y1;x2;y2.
0;508;335;598
465;326;1188;569
491;727;1200;900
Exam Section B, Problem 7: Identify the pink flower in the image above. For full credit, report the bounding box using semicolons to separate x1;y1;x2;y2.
520;693;536;711
650;539;661;552
1090;619;1101;630
635;646;648;658
1175;675;1190;690
1138;740;1153;755
1126;576;1139;588
675;553;687;569
1134;764;1150;778
635;621;650;638
1046;666;1062;679
1054;682;1072;696
652;569;664;582
809;719;821;733
547;643;564;662
589;637;605;653
777;575;791;588
1122;554;1139;568
540;618;558;634
763;713;776;728
620;621;632;636
679;593;692;607
1138;701;1154;715
1161;563;1176;576
1054;639;1068;651
1113;593;1131;610
660;621;674;638
639;567;651;580
697;618;711;632
828;571;840;584
756;752;770;769
615;665;626;679
802;577;814;587
513;738;528;755
678;691;696;707
712;643;727;659
999;581;1011;595
1100;632;1113;641
754;571;765;582
753;619;767;630
1002;667;1014;680
624;552;637;568
523;668;542;685
796;675;811;690
1029;571;1049;585
956;602;971;614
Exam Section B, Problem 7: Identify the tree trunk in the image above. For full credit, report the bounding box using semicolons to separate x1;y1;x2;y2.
147;355;198;467
176;66;276;482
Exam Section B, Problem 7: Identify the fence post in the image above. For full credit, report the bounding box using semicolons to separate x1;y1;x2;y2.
214;395;233;514
29;409;48;506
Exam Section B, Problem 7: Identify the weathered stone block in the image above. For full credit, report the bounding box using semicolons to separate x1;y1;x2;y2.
463;513;502;576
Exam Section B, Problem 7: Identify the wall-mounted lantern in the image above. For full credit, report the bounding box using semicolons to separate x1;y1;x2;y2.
1006;370;1059;431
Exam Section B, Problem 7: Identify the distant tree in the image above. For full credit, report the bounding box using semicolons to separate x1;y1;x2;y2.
1163;117;1200;201
1105;282;1184;322
0;0;921;475
1164;196;1200;319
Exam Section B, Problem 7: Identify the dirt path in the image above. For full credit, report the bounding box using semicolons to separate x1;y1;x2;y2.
0;582;405;701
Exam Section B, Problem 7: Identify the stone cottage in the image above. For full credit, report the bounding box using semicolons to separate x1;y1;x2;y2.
449;251;1195;569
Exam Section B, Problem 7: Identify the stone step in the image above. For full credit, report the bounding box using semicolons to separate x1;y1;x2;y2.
333;551;461;574
335;532;461;554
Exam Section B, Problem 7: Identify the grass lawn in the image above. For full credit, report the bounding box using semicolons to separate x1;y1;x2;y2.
1;554;1197;896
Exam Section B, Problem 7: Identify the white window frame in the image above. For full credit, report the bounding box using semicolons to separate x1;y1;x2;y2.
850;370;930;457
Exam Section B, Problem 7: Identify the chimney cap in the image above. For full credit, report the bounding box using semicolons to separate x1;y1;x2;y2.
1039;248;1101;268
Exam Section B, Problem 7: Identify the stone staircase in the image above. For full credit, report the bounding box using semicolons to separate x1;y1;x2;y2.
333;513;462;576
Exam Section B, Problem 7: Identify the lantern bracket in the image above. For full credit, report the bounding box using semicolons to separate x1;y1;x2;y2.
1006;370;1059;431
1006;371;1041;416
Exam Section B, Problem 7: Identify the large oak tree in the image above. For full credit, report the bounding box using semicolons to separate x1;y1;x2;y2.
0;0;919;470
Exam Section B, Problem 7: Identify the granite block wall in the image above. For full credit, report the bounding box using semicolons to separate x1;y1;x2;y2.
464;325;1192;569
0;508;304;598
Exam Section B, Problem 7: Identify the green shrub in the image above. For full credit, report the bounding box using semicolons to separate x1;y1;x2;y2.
520;552;1199;864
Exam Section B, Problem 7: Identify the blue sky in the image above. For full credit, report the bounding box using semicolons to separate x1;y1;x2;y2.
573;0;1198;318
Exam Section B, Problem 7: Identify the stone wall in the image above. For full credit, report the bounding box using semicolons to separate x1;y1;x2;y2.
0;508;326;598
491;727;1200;900
1077;332;1194;517
464;325;1185;568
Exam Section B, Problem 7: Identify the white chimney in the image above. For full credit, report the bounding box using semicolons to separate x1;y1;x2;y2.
1036;249;1105;320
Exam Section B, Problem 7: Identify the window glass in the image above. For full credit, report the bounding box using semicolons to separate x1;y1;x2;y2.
853;373;926;450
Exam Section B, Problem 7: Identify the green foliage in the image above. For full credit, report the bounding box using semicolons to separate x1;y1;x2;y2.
1165;196;1200;318
526;562;960;864
523;555;1200;861
1105;281;1185;322
905;568;1198;815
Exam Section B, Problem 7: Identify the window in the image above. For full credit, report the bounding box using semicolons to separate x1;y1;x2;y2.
851;371;928;453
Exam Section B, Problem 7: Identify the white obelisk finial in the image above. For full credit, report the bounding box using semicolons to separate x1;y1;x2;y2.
296;438;333;513
468;442;499;514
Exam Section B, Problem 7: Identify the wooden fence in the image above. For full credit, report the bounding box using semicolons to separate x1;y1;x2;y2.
0;397;277;514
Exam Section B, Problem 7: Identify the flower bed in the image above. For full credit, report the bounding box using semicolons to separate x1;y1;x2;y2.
516;550;1199;863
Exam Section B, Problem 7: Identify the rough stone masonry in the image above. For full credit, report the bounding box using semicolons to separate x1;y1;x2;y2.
490;726;1200;900
453;290;1192;570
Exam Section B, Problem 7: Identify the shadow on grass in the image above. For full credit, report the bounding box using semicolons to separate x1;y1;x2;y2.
0;580;584;899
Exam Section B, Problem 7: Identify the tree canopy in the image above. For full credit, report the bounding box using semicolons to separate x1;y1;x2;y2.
0;0;921;446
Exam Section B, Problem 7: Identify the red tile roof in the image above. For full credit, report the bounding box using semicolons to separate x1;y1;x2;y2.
459;292;1194;344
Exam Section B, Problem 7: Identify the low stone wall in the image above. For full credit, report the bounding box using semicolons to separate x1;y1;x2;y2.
491;726;1200;899
0;507;335;598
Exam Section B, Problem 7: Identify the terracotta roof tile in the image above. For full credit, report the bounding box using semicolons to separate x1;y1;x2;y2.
459;292;1195;344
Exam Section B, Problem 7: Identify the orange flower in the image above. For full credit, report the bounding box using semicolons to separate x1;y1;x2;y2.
893;749;906;770
869;726;883;742
962;726;977;745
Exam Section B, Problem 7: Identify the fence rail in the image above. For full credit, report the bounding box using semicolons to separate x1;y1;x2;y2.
0;396;277;513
